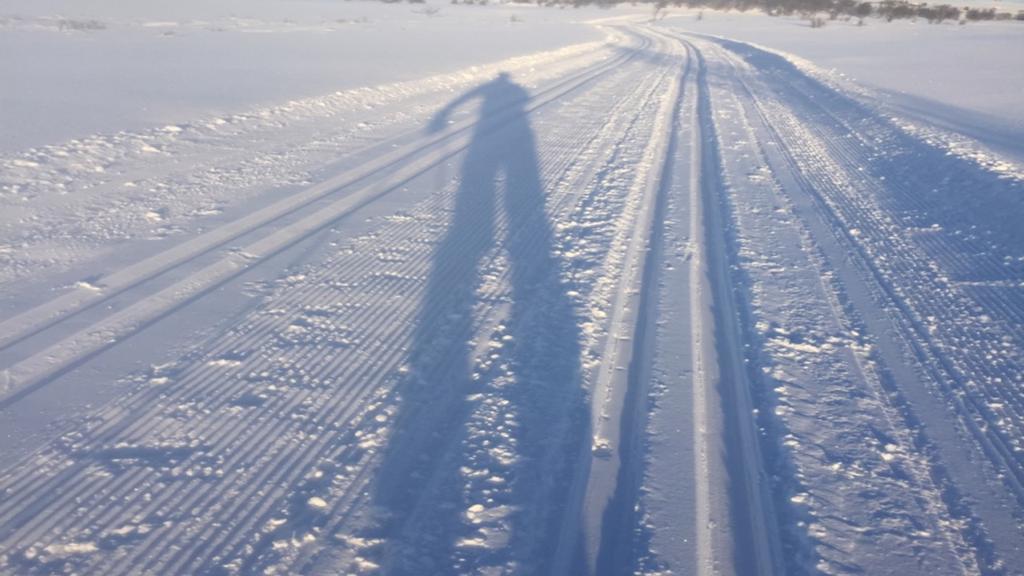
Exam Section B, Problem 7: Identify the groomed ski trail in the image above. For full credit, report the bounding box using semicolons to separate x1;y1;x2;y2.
2;16;1022;576
0;23;765;576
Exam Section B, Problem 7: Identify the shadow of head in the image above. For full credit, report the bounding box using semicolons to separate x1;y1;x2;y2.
427;72;529;134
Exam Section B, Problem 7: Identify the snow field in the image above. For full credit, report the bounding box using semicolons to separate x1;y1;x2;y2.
1;5;1022;575
0;0;606;151
0;29;616;293
662;10;1024;143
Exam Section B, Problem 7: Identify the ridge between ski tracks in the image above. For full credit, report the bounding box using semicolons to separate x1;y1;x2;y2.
550;28;781;576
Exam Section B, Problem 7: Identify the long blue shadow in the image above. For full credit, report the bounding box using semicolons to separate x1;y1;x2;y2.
372;74;586;574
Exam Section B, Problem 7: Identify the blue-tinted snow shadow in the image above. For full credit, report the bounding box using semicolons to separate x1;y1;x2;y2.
713;36;1024;573
715;38;1024;283
371;74;586;574
880;91;1024;167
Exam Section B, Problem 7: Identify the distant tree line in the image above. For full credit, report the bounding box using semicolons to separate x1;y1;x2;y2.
384;0;1024;24
502;0;1024;24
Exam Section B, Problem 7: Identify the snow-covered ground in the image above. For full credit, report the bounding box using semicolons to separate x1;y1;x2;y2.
666;10;1024;123
0;0;601;151
662;9;1024;162
1;2;1023;575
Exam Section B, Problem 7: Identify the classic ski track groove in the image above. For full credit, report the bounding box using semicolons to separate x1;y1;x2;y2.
685;36;782;576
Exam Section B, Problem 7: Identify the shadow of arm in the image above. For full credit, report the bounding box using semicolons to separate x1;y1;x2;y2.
426;85;484;134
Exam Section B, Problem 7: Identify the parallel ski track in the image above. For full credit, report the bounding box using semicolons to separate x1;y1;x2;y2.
589;35;690;576
684;36;782;576
0;25;700;576
545;25;689;576
684;35;976;573
770;95;1024;494
701;36;1024;569
723;42;1024;507
552;29;782;576
0;28;654;407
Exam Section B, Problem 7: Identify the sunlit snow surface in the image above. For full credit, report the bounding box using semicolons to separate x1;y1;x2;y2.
0;0;601;151
1;2;1023;575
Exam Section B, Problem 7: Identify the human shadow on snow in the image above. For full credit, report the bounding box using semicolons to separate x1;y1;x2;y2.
372;73;586;574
